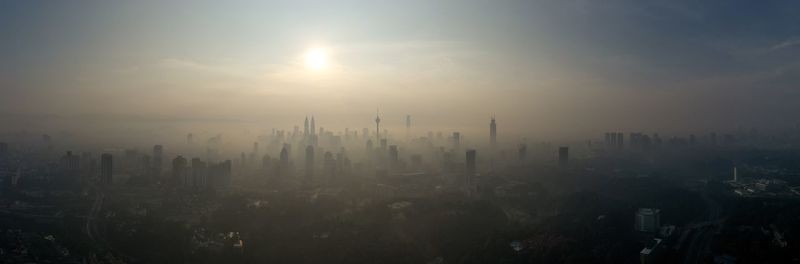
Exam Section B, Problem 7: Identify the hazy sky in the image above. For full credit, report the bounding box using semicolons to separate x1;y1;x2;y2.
2;0;800;144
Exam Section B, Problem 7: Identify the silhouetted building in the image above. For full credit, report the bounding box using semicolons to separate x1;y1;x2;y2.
518;144;527;161
466;149;476;184
453;132;461;150
375;111;381;143
323;151;335;183
304;116;310;136
208;160;232;189
310;116;316;136
634;208;661;233
365;140;373;159
558;146;569;166
490;117;497;149
60;151;80;186
279;145;290;178
0;142;7;157
305;145;314;183
100;153;113;184
191;158;207;188
406;114;411;136
388;145;398;170
152;145;163;180
710;132;718;146
172;155;188;187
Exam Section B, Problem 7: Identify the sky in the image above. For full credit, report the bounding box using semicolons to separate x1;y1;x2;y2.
2;0;800;145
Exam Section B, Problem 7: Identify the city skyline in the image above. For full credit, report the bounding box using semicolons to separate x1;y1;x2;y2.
3;1;800;144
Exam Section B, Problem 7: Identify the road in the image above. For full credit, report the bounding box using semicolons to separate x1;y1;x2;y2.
85;192;104;243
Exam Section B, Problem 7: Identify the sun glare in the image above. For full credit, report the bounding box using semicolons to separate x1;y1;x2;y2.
304;47;329;70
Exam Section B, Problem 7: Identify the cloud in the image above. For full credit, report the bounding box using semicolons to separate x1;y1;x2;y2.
768;38;800;52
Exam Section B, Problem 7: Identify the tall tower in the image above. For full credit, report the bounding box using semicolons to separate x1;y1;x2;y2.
305;145;314;183
101;153;113;184
490;117;497;149
406;114;411;140
558;146;569;167
304;116;309;136
375;110;381;143
152;145;163;179
310;116;316;136
465;149;476;184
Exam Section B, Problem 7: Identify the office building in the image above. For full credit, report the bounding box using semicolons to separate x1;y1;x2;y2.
558;146;569;166
634;208;661;233
305;145;314;183
101;153;113;184
172;155;188;187
490;117;497;149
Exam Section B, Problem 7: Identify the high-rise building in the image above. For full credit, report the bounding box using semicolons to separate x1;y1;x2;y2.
388;145;398;170
208;160;232;189
617;132;624;149
518;144;527;161
453;132;461;150
406;115;411;140
305;145;314;183
380;139;388;151
100;153;113;184
465;149;476;183
490;117;497;149
365;140;373;158
279;145;290;178
191;158;207;188
375;111;381;143
558;146;569;166
60;151;80;186
710;132;718;146
152;145;163;179
304;116;310;136
310;116;316;136
0;142;8;157
172;155;188;186
323;151;336;182
634;208;661;233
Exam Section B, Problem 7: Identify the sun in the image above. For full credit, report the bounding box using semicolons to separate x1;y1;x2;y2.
304;47;329;70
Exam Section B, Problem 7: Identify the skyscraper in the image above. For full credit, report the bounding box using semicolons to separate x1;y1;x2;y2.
558;146;569;166
152;145;163;179
375;110;381;143
100;153;113;184
465;149;476;184
305;145;314;183
490;117;497;149
405;114;411;141
279;145;290;178
453;132;461;150
172;155;188;186
323;151;336;183
191;158;207;188
304;116;309;136
310;116;316;136
518;144;527;161
388;145;398;170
